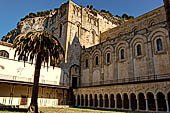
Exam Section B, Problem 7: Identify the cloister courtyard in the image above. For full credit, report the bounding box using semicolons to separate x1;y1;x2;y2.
0;107;134;113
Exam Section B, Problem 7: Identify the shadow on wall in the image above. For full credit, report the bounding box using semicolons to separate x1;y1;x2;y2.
68;35;81;66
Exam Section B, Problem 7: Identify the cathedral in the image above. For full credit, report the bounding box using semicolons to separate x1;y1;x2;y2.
0;0;170;112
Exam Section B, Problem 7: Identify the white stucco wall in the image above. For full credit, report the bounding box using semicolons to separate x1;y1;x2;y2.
0;44;69;86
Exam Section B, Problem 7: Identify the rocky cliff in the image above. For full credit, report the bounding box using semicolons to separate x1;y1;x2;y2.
1;10;56;43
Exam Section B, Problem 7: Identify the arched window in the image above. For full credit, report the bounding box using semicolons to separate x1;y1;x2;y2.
59;24;62;38
106;53;111;63
95;56;99;66
136;44;142;56
0;50;9;58
120;49;125;60
156;38;163;51
85;59;88;68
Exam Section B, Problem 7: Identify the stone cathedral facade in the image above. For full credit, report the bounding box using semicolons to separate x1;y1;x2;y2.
0;0;170;112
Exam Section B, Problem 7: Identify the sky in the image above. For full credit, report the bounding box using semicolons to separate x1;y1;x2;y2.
0;0;163;40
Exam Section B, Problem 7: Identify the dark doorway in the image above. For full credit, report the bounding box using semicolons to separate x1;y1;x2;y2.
72;77;77;88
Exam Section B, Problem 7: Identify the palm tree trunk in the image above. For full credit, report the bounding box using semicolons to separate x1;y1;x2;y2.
164;0;170;37
28;53;42;113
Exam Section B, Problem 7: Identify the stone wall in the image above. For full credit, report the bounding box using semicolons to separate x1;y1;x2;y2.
100;6;167;42
80;6;170;86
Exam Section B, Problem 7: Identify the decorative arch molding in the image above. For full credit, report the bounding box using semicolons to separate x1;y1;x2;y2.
82;52;90;61
103;45;114;65
130;35;147;57
115;41;129;61
130;35;147;46
91;49;102;67
148;27;169;41
148;19;157;27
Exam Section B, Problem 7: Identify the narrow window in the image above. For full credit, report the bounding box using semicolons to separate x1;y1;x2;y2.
91;31;95;43
85;59;88;68
77;25;80;37
59;24;62;38
107;53;111;63
156;38;163;51
120;49;125;60
95;56;99;66
137;44;142;56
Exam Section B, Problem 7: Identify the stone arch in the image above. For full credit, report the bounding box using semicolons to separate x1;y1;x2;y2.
138;92;146;110
149;28;170;75
116;93;122;108
130;93;137;110
130;35;147;57
103;45;114;64
89;94;93;106
81;94;84;106
150;31;168;52
82;52;90;69
148;19;157;27
85;94;88;107
110;94;115;108
115;41;129;79
157;92;167;111
115;41;129;61
148;28;169;42
99;94;103;107
94;94;98;107
123;93;129;109
147;92;156;111
92;49;102;67
104;94;109;107
149;28;168;51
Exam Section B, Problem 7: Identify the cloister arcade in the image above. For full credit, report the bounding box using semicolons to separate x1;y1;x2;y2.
73;81;170;112
75;91;170;112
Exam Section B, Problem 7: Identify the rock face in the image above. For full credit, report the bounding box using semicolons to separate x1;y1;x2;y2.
1;17;48;43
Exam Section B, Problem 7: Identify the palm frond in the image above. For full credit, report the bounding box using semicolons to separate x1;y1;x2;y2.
13;30;65;68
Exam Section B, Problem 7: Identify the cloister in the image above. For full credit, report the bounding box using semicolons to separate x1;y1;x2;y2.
75;91;170;112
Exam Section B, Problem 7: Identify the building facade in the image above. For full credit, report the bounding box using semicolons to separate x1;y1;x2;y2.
74;5;170;113
1;0;170;112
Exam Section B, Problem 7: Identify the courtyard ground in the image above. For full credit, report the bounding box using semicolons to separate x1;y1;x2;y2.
0;107;133;113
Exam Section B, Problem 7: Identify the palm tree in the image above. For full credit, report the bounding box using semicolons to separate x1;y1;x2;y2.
13;30;64;113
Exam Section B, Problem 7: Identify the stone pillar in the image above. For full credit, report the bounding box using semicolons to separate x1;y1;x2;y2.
137;99;139;110
93;96;95;107
155;98;158;112
122;99;124;110
88;99;90;107
98;97;100;108
146;99;149;111
115;97;117;109
103;98;105;108
166;99;169;112
129;99;132;110
108;96;111;108
75;96;78;106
